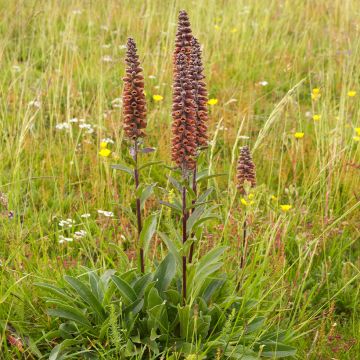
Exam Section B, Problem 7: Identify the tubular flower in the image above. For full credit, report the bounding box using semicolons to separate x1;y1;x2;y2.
171;51;197;171
173;10;193;68
189;36;208;148
237;146;256;194
122;37;147;140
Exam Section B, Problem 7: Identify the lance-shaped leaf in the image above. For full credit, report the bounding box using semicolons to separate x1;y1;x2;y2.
64;276;106;320
111;163;133;176
139;213;158;256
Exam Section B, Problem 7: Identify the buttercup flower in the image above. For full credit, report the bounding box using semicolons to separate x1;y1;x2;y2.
207;98;218;106
311;88;321;100
280;204;292;212
153;94;163;102
353;136;360;142
294;132;304;139
355;128;360;136
348;90;356;97
313;114;321;121
99;148;111;157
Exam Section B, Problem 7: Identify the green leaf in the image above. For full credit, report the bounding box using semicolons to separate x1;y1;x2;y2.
138;161;163;171
35;282;74;304
64;276;106;320
158;200;182;213
124;298;144;316
111;163;133;176
196;169;227;182
245;317;266;334
201;278;226;303
49;339;79;360
111;275;137;305
147;287;163;308
139;213;158;256
168;176;182;192
258;342;297;358
153;253;176;293
157;231;181;266
133;273;154;297
140;183;157;209
47;304;92;328
197;187;214;202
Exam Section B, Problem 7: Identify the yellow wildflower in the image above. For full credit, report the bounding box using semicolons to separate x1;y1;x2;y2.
153;94;163;102
230;27;238;33
248;193;254;200
208;98;218;106
355;128;360;136
100;141;108;149
348;90;356;97
353;136;360;142
313;114;321;121
240;198;248;206
214;25;220;31
311;88;321;100
280;204;292;212
271;195;278;202
294;132;304;139
99;148;111;157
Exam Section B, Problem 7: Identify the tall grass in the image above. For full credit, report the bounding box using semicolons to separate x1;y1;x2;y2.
0;0;359;358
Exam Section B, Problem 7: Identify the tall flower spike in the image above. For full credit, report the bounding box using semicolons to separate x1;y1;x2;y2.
123;38;147;140
173;10;193;68
171;51;197;171
237;146;256;194
190;36;208;148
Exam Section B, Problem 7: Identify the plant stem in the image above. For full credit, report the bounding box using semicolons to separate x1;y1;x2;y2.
188;164;197;263
240;212;247;269
182;183;187;302
134;140;144;273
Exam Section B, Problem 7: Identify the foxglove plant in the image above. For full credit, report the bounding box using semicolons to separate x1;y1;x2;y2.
237;145;256;269
122;37;147;273
172;47;197;302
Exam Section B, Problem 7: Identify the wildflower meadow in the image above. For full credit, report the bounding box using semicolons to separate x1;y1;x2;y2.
0;1;359;359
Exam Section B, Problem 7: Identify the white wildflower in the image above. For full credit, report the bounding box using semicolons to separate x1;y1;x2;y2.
97;210;114;217
28;100;41;108
59;235;74;243
119;44;127;50
55;122;71;130
74;230;87;239
258;81;268;86
81;213;91;218
148;75;156;79
102;138;115;144
69;117;78;123
101;55;113;63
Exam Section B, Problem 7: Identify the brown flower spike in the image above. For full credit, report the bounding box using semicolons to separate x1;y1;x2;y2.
123;38;147;140
173;10;193;68
171;50;197;171
237;146;256;194
190;36;208;148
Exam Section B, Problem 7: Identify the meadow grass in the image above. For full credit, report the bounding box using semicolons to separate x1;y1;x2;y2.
0;0;359;358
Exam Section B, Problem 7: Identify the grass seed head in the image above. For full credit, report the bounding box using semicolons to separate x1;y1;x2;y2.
237;146;256;194
122;37;147;140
